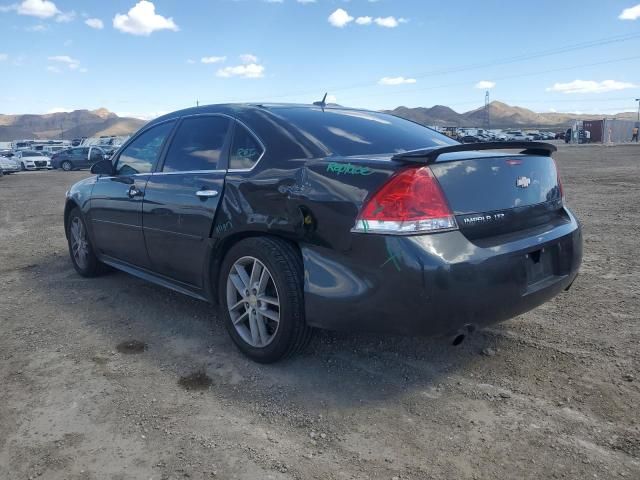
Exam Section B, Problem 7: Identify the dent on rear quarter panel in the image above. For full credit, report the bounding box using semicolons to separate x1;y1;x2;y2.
211;156;397;311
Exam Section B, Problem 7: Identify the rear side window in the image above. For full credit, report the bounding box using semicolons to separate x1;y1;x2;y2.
116;121;174;175
271;108;457;157
230;124;264;169
163;116;230;172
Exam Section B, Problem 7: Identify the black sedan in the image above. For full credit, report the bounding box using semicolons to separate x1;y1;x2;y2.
63;103;582;362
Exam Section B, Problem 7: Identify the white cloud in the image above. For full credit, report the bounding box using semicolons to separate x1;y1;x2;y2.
47;55;85;73
201;56;226;64
48;55;78;65
263;0;283;3
85;17;104;29
355;16;372;25
47;107;70;113
546;79;637;94
378;76;417;85
619;4;640;20
328;8;353;28
297;0;316;3
374;16;401;28
0;53;8;61
186;59;196;64
1;0;74;22
17;0;59;18
55;9;75;22
25;23;47;31
239;53;258;64
475;80;496;89
217;63;265;79
326;94;337;103
113;1;178;36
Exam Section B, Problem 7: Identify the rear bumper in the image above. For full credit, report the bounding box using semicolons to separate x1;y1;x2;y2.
302;208;582;336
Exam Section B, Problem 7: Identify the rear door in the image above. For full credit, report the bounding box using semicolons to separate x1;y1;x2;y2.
142;114;232;287
89;120;176;268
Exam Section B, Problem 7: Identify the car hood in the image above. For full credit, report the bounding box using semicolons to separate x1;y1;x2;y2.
22;156;50;161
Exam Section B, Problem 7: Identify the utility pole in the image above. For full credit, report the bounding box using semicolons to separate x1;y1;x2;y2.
484;90;490;130
196;100;199;107
636;98;640;124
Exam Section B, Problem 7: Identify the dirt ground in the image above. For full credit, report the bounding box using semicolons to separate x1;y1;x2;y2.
1;144;638;480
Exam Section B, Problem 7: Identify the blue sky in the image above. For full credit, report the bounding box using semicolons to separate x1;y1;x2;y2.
1;0;639;119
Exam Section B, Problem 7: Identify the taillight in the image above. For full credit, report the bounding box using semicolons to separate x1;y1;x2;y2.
352;166;457;234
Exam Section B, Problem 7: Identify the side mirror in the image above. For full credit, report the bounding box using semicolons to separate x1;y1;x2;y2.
91;158;114;175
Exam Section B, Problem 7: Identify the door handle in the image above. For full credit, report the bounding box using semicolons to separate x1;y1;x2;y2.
128;185;143;198
195;189;219;198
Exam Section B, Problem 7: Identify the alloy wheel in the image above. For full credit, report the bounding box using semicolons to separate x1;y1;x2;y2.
70;217;89;269
226;256;280;348
61;161;72;171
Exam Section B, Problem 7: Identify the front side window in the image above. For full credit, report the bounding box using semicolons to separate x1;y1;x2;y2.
230;124;264;169
89;148;103;161
116;121;175;175
162;116;230;172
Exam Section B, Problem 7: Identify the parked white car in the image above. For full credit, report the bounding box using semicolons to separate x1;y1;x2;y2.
14;150;52;170
504;130;532;141
0;154;21;174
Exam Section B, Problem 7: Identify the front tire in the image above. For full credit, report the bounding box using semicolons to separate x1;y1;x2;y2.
61;160;73;171
66;208;104;277
219;237;313;363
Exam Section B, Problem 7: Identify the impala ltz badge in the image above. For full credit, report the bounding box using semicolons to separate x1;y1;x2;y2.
516;176;531;188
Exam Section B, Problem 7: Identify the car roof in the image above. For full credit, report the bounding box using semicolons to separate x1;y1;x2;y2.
148;103;379;126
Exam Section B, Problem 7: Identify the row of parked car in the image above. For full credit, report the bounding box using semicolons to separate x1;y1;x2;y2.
0;145;114;175
458;130;558;144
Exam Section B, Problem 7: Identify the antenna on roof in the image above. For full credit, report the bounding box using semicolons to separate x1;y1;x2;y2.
313;92;328;111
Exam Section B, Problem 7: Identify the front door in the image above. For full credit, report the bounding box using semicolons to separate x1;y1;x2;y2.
142;114;232;287
89;121;175;269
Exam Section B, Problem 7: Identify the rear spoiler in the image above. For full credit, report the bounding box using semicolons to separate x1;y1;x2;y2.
391;141;557;165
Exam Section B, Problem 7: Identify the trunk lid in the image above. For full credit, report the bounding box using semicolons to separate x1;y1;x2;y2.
428;152;565;239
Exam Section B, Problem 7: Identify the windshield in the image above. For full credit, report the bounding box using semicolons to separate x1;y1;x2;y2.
270;107;457;157
22;151;43;156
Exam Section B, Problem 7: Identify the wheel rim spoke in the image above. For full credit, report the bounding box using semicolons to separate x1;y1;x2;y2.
255;313;269;345
229;299;246;312
248;313;260;345
229;273;246;297
249;260;262;288
259;307;280;323
232;309;249;326
234;263;250;289
257;268;269;293
257;295;279;306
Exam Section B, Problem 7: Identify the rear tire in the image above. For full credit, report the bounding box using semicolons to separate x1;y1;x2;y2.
219;237;313;363
61;160;73;171
66;208;105;277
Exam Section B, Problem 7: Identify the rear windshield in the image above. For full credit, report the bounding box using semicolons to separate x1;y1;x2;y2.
271;108;457;157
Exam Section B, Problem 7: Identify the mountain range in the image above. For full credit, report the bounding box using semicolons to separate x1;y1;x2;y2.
387;101;636;129
0;102;636;141
0;109;146;142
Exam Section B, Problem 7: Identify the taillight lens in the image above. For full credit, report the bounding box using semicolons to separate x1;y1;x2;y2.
352;166;457;234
